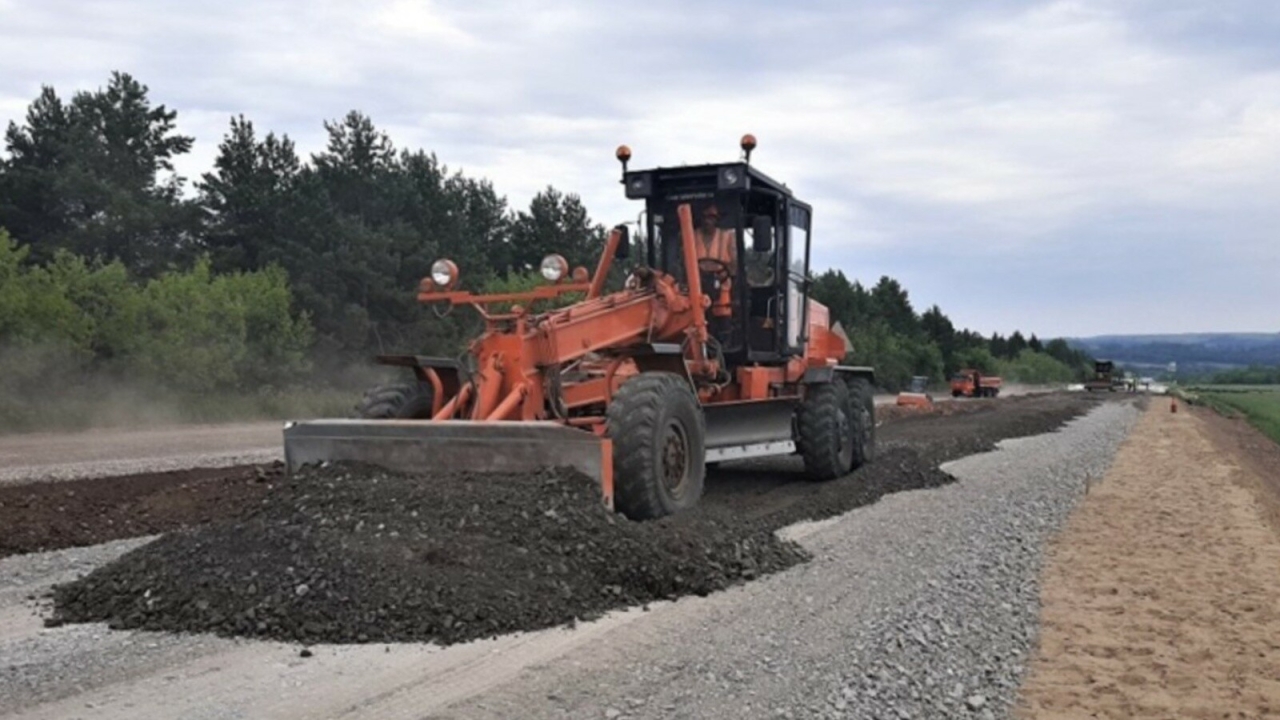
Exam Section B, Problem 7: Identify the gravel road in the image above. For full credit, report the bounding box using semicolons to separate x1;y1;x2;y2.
0;423;283;486
435;400;1141;720
0;399;1139;719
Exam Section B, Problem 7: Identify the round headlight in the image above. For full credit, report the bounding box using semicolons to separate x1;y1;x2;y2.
540;254;568;283
431;259;458;289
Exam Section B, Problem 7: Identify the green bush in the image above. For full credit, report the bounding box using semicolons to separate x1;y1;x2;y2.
129;259;313;393
0;231;315;429
0;236;94;358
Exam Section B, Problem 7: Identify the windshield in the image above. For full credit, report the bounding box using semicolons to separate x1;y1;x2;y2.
648;196;739;281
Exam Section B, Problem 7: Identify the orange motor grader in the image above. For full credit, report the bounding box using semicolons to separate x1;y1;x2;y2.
284;136;876;519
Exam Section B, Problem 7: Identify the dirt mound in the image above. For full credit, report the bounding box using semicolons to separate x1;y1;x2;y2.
46;392;1105;646
48;465;813;644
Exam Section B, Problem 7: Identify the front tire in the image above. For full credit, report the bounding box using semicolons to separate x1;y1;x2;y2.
607;372;706;520
356;382;434;419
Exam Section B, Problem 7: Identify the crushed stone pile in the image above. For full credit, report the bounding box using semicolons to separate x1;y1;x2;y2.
48;465;813;644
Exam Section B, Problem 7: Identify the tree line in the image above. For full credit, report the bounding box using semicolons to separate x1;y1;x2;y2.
810;271;1092;390
1197;366;1280;385
0;72;1090;428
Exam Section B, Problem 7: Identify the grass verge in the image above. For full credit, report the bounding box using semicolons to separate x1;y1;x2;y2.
1191;386;1280;445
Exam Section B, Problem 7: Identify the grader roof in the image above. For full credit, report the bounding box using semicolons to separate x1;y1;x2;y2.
622;161;798;200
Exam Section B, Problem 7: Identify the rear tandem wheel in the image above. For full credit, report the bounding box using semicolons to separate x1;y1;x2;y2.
797;381;855;480
845;376;876;467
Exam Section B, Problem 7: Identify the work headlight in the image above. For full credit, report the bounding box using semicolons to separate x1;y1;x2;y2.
540;254;568;283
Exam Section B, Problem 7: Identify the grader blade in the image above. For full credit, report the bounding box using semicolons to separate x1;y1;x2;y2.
282;420;614;508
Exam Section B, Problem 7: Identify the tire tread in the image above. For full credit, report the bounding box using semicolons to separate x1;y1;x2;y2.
606;372;705;519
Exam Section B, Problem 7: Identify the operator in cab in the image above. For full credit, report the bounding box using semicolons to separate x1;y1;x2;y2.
693;203;738;324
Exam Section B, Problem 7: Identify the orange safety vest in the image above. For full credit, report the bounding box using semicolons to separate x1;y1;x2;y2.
696;228;736;317
697;228;736;266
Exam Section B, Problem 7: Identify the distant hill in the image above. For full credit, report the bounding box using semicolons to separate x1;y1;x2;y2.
1069;333;1280;375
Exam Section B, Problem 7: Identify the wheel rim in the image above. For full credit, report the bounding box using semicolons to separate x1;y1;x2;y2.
660;419;691;496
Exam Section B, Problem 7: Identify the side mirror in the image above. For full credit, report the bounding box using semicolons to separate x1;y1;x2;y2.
751;215;773;253
614;225;630;260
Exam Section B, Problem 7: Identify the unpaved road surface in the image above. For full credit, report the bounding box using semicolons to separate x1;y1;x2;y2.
3;387;1056;482
0;465;280;559
1017;402;1280;718
0;422;283;486
0;394;1085;561
1;395;1136;719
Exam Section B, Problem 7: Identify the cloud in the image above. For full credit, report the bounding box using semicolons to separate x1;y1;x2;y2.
369;0;478;46
1;0;1277;336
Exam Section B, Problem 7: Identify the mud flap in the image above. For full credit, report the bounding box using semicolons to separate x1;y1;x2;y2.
283;420;614;510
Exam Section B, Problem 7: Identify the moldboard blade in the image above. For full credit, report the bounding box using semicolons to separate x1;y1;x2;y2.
283;419;614;508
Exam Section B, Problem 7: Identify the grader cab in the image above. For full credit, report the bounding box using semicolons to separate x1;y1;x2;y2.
284;136;876;519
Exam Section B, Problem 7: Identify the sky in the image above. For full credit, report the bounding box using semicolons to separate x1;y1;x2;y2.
1;0;1277;338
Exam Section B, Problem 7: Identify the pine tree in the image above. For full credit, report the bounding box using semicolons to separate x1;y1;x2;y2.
0;73;200;273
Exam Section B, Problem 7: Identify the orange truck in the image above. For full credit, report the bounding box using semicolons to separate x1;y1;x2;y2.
950;369;1002;398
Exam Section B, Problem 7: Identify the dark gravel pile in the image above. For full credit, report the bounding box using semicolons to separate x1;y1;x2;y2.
47;465;815;644
46;393;1101;646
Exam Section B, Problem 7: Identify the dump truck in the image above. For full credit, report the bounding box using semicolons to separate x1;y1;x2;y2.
950;368;1002;398
284;135;876;520
896;376;934;408
1085;360;1116;392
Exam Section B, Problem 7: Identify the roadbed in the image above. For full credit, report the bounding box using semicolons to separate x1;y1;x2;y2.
0;393;1124;719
